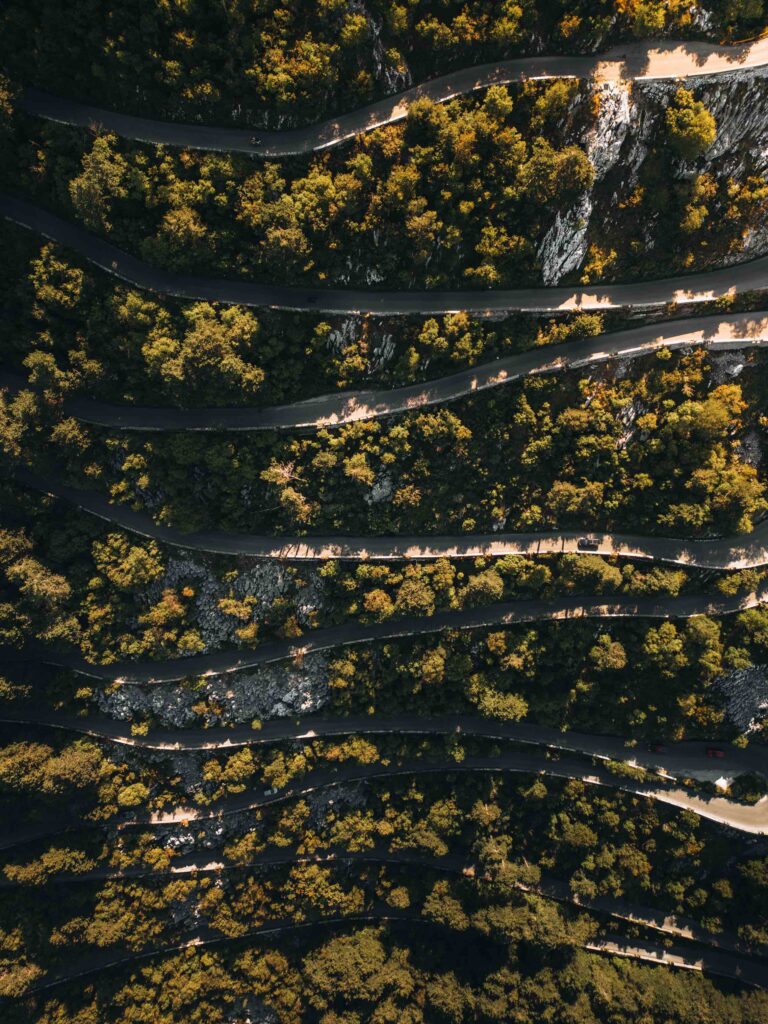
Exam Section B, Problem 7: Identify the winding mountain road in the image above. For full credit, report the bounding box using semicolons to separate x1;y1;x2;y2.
7;845;751;959
5;707;764;781
116;752;768;836
19;907;768;996
4;748;767;850
7;577;765;684
2;312;766;431
585;937;768;990
14;468;768;570
5;195;768;314
19;39;768;157
19;908;428;995
5;846;763;992
12;37;768;1002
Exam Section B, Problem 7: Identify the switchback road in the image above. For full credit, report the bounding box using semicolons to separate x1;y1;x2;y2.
19;39;768;157
19;908;768;996
4;707;764;779
2;311;766;430
4;750;766;848
4;195;768;314
119;752;768;836
4;851;765;995
6;845;748;957
14;469;768;570
6;575;765;684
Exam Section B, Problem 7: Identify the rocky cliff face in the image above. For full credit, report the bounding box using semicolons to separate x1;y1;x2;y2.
96;653;330;728
537;194;592;286
718;664;768;733
538;67;768;285
141;554;324;653
352;0;412;95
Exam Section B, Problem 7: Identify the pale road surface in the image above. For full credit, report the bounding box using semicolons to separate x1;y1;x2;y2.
2;312;767;431
118;752;768;836
5;848;763;989
4;750;768;846
15;469;768;569
585;937;768;990
6;749;768;851
5;707;765;781
5;195;768;314
7;845;752;959
19;39;768;157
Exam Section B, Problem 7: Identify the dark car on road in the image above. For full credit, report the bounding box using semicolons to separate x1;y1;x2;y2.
577;538;599;551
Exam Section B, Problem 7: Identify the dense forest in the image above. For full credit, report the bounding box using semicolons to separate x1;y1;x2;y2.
3;74;765;291
5;2;768;1021
3;337;767;540
1;0;766;125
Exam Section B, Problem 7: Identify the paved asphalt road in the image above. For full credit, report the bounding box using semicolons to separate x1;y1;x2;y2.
4;751;768;850
7;567;764;683
19;39;768;157
11;38;768;998
3;840;766;992
3;753;765;847
5;707;764;781
6;844;749;957
2;312;766;431
112;752;768;836
19;908;426;994
3;745;767;845
14;469;768;569
5;195;768;314
586;937;768;989
20;906;768;995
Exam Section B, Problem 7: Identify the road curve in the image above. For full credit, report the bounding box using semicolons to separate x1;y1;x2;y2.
4;751;767;852
18;908;428;995
5;195;768;314
18;906;767;996
3;312;767;431
586;937;768;990
6;579;765;684
19;39;768;157
6;845;750;959
5;708;765;780
117;753;768;836
14;468;768;570
3;847;759;980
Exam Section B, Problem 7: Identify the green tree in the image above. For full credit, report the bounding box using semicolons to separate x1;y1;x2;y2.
665;88;717;160
142;303;264;400
589;633;628;672
68;134;133;231
92;534;165;590
643;621;689;677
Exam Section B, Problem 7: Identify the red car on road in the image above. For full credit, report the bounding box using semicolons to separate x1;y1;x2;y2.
706;747;725;759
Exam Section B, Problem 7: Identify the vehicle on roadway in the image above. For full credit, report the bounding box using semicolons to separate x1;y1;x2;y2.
706;747;725;759
577;538;600;551
250;136;260;146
